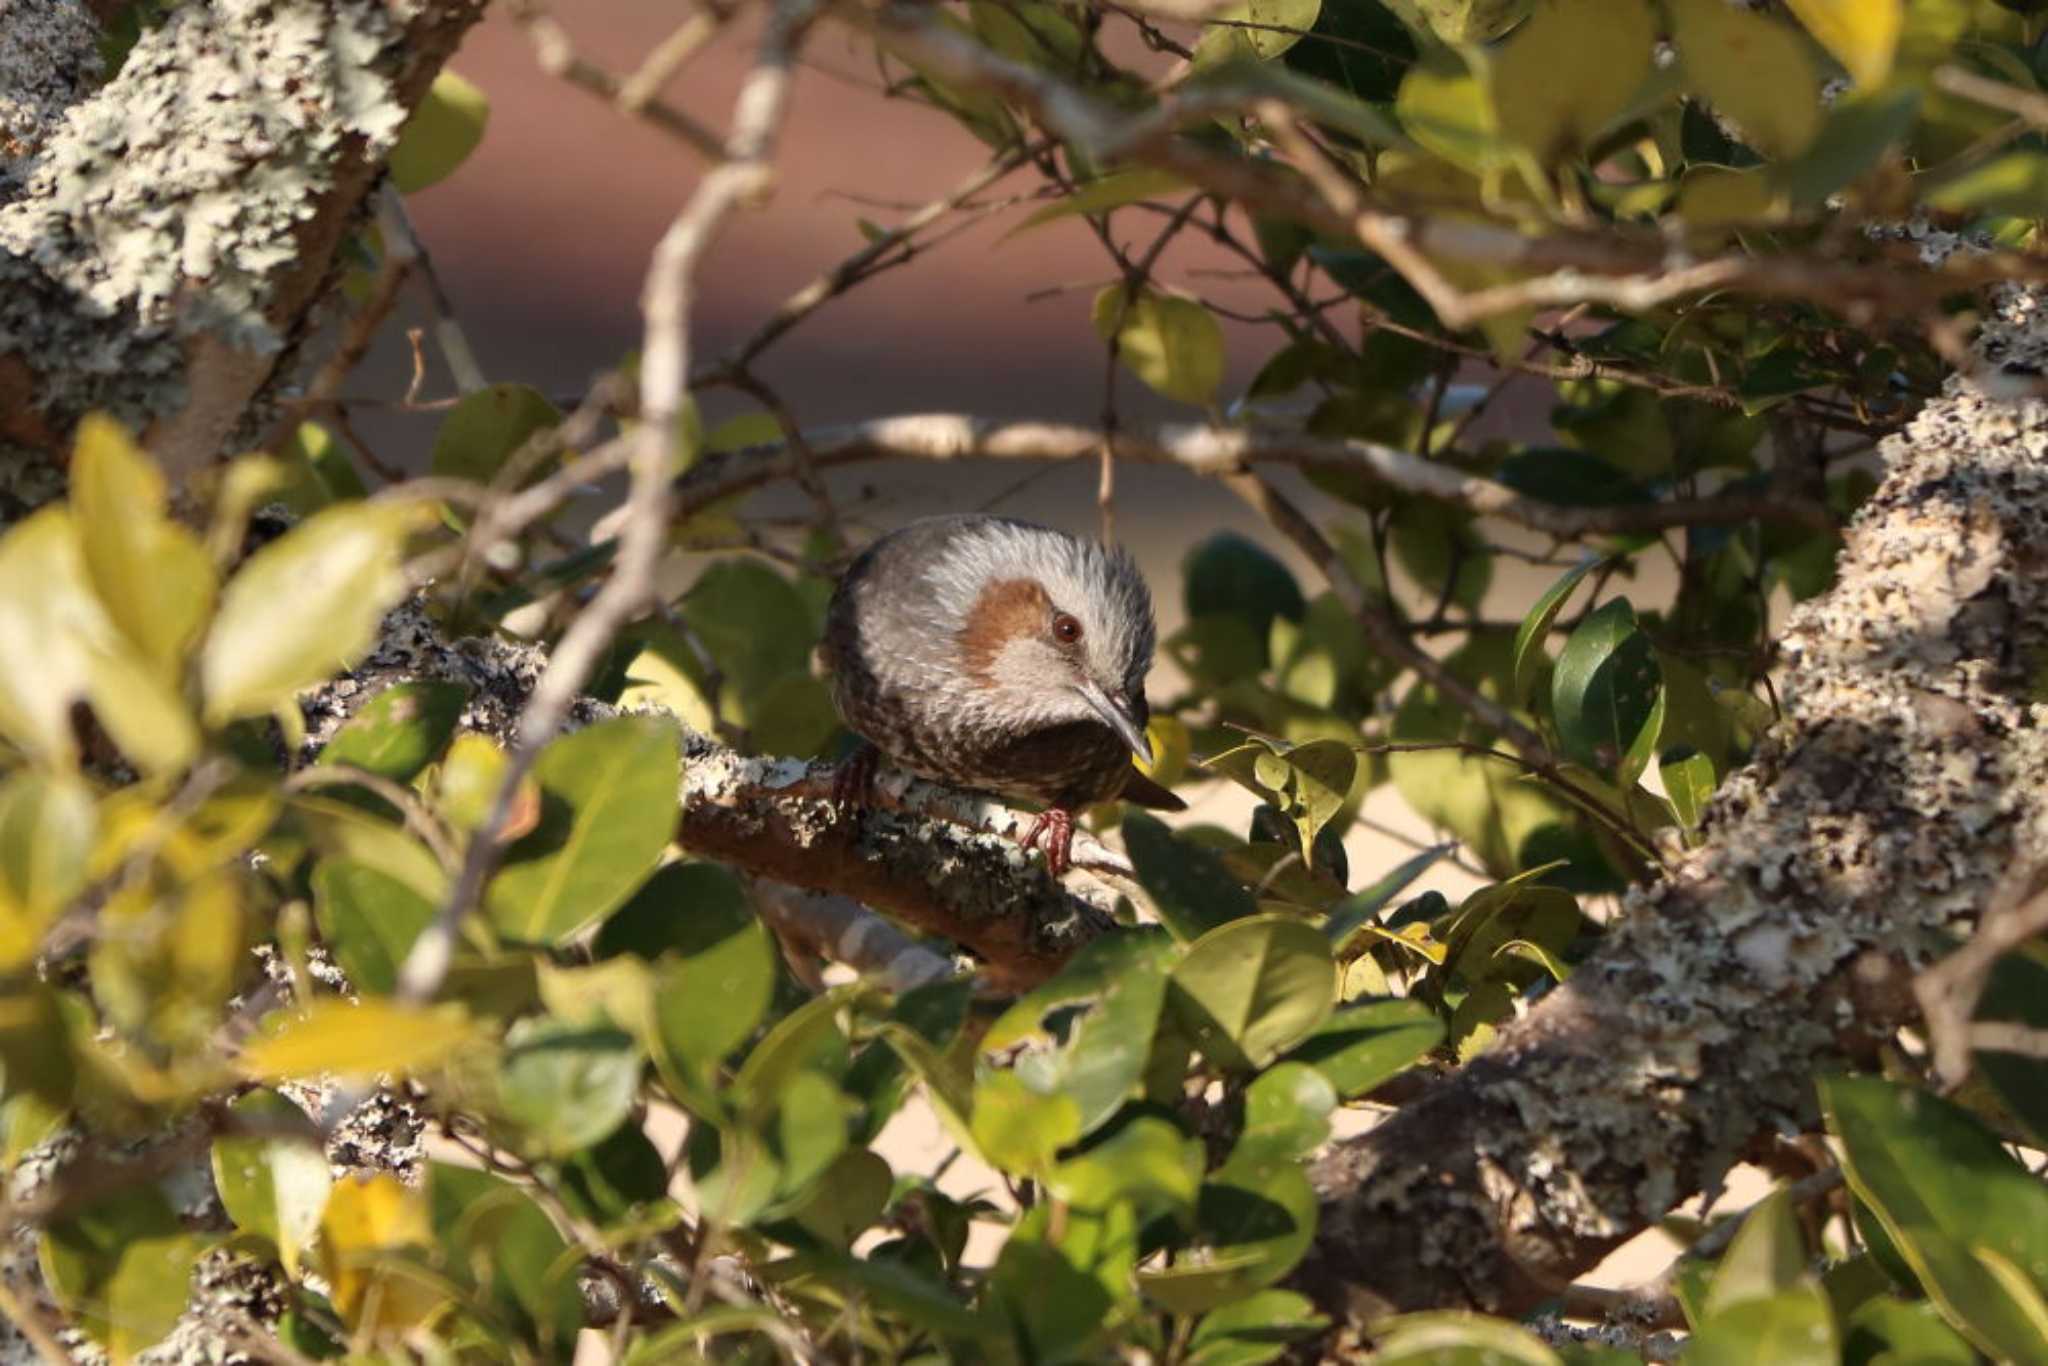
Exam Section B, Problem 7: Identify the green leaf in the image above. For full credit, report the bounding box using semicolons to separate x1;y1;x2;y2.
316;681;467;783
292;795;447;903
1169;914;1334;1072
200;502;418;724
1551;598;1663;783
1324;846;1453;954
1784;0;1902;88
1237;1061;1335;1160
429;1164;581;1348
972;1069;1082;1176
1092;284;1226;407
1389;498;1491;614
1687;1284;1839;1366
1008;168;1190;236
772;1069;854;1197
1047;1115;1204;1220
1672;0;1823;160
985;929;1176;1135
1139;1149;1318;1313
603;863;777;1078
485;714;680;944
212;1090;330;1279
310;859;435;996
40;1185;204;1364
558;1123;672;1227
1928;151;2048;219
1187;1289;1329;1366
1487;0;1653;163
1704;1188;1808;1317
1513;556;1600;706
1382;0;1533;44
274;421;367;512
1194;0;1322;65
496;1016;643;1156
0;771;95;970
389;68;489;194
1776;86;1921;208
1843;1295;1976;1364
1284;997;1443;1099
69;413;216;677
1123;811;1255;941
1664;749;1717;831
1974;946;2048;1148
1367;1311;1561;1363
731;986;854;1116
429;382;562;484
682;560;816;695
1183;532;1305;657
788;1147;893;1247
1823;1074;2048;1362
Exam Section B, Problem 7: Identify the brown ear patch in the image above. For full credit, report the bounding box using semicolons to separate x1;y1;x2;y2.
959;577;1051;683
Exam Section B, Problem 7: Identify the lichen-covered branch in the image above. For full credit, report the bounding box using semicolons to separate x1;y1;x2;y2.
0;0;485;487
1294;285;2048;1326
677;732;1121;991
669;411;1832;537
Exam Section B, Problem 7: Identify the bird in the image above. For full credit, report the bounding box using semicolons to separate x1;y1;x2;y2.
820;513;1186;877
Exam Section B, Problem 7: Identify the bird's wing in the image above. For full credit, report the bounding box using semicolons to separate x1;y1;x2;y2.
1120;767;1188;812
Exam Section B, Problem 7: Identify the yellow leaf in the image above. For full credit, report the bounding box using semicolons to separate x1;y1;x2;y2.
1673;0;1822;160
1091;285;1226;407
69;414;217;678
240;999;477;1083
1487;0;1655;164
320;1174;441;1336
1678;165;1789;228
1785;0;1901;90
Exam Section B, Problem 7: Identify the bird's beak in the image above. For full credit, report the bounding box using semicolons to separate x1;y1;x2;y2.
1075;681;1153;766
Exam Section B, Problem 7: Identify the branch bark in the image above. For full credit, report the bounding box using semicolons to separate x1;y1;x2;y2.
1294;282;2048;1325
668;412;1834;537
0;0;486;482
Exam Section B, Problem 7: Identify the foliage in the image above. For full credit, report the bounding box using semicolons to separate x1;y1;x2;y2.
8;0;2048;1362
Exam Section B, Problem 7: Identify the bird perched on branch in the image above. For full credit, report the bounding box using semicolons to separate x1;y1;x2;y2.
822;514;1185;876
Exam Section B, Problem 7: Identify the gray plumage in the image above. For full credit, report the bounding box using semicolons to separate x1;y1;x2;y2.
822;515;1183;866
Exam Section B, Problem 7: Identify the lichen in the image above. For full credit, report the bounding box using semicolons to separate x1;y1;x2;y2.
0;0;414;436
0;0;102;199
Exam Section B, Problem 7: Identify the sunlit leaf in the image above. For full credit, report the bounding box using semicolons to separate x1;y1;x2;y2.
1092;284;1227;407
241;999;478;1082
1672;0;1822;160
1487;0;1653;164
1785;0;1902;88
389;68;489;194
212;1089;330;1279
200;502;419;724
1170;914;1334;1072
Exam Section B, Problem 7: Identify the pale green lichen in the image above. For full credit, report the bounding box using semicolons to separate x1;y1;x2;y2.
0;0;413;434
0;0;102;196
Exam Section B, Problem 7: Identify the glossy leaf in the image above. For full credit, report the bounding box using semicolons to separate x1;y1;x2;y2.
972;1069;1082;1176
389;67;489;194
1704;1188;1807;1318
1284;997;1443;1099
1139;1149;1318;1313
1488;0;1653;163
316;681;467;783
212;1089;330;1279
1186;1289;1329;1366
241;999;477;1082
0;770;95;969
1169;914;1334;1071
985;929;1176;1135
1786;0;1902;88
1672;0;1822;160
485;714;680;944
1009;168;1189;235
428;1164;580;1347
1324;845;1453;954
1047;1115;1204;1220
1686;1284;1839;1366
430;382;561;484
1551;598;1663;783
200;502;418;724
1974;946;2048;1148
1093;284;1226;407
69;413;215;677
496;1015;642;1156
1367;1312;1561;1363
1123;810;1255;941
1194;0;1321;65
1823;1074;2048;1362
40;1185;203;1363
1512;556;1600;705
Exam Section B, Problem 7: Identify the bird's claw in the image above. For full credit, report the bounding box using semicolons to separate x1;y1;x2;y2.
831;743;881;813
1020;807;1075;878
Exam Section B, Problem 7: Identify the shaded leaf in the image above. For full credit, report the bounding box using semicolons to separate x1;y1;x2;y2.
1284;997;1443;1098
430;382;561;485
1673;0;1822;160
1093;284;1227;407
69;413;215;677
389;68;489;194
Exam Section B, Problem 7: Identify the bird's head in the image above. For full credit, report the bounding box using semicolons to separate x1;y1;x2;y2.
932;519;1159;761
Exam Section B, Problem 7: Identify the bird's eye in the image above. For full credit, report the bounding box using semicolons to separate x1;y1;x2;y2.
1052;612;1083;644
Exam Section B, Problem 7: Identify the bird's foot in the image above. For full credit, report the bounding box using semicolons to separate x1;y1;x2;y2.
1020;806;1075;878
831;742;882;813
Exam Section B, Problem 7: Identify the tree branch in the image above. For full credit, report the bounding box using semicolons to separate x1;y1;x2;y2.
669;412;1835;536
1293;283;2048;1324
